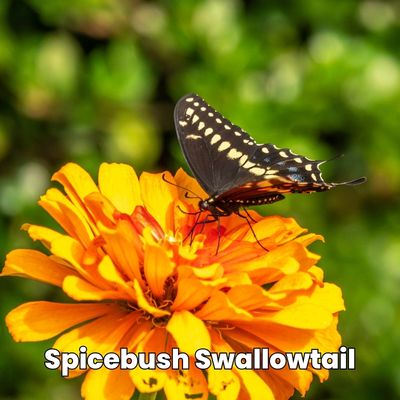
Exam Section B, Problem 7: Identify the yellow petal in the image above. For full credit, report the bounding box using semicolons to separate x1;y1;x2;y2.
262;303;333;329
98;163;142;215
63;275;129;301
144;244;175;298
82;368;135;400
52;162;99;224
22;223;64;250
269;272;313;293
133;280;170;318
39;188;95;247
208;367;240;400
166;311;210;355
2;249;77;287
139;171;177;232
210;331;274;400
98;255;136;299
164;365;208;400
6;301;117;341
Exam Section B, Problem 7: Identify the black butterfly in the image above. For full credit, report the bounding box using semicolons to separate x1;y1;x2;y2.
174;93;366;248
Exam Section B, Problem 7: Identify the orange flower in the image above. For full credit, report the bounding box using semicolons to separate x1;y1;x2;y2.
1;162;344;400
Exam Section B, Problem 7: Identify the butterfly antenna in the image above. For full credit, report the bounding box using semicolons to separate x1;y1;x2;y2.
161;173;202;200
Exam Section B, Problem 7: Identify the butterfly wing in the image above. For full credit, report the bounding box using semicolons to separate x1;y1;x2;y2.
174;93;366;197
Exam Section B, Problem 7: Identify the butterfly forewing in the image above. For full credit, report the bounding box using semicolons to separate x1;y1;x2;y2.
174;93;343;198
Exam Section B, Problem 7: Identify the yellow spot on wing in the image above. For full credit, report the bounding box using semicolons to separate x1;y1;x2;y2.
211;134;221;145
218;141;231;152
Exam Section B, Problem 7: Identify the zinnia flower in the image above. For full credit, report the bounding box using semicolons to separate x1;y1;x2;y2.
2;162;344;400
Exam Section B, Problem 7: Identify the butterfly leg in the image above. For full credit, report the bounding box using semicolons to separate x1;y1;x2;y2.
239;207;257;223
234;210;269;252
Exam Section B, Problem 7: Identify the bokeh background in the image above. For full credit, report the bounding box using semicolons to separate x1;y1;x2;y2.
0;0;399;399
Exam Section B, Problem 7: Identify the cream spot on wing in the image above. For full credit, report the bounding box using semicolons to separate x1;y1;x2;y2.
208;112;214;117
250;167;266;176
239;155;248;166
311;173;317;181
179;120;188;127
305;164;313;171
243;139;249;144
192;114;199;124
234;131;241;136
194;102;199;106
218;141;231;152
294;157;302;163
279;151;288;158
265;169;278;175
198;121;205;130
227;149;243;159
224;124;231;130
248;141;254;146
185;97;194;102
205;128;213;136
186;108;194;116
216;118;222;123
186;134;202;140
201;107;206;111
261;147;269;154
210;134;221;145
243;161;256;169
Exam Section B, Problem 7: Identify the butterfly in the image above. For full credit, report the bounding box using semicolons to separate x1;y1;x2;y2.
174;93;366;249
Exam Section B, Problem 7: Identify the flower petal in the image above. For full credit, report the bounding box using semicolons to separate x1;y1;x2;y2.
166;311;210;355
52;162;99;224
1;249;77;287
144;244;175;298
139;171;177;232
63;275;129;301
82;369;135;400
39;188;95;247
6;301;117;341
98;163;142;215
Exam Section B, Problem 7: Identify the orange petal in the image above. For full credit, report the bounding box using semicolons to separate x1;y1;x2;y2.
172;278;214;311
144;244;175;298
139;171;177;233
166;311;210;355
98;163;142;215
84;192;117;228
98;220;143;284
227;285;282;311
174;168;207;205
2;249;77;287
195;292;252;321
82;369;135;400
63;275;129;301
39;188;95;247
6;301;117;341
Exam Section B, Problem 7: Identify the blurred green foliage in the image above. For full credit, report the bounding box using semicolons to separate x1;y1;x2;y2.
1;0;399;399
